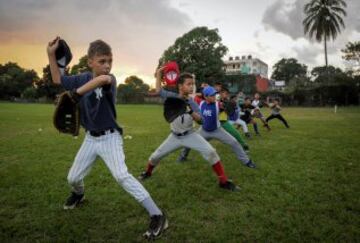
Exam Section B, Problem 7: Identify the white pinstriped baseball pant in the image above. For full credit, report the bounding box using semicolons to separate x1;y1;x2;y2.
67;130;150;202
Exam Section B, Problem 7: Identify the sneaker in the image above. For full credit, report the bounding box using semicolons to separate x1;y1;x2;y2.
176;155;187;163
243;144;250;151
245;160;256;168
219;180;240;192
63;192;84;210
138;171;151;181
245;132;251;138
143;213;169;239
177;148;190;162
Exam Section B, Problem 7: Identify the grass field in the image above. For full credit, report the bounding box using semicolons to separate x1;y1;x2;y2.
0;103;359;242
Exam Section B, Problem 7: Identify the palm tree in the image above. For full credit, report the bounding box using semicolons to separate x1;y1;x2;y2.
303;0;347;67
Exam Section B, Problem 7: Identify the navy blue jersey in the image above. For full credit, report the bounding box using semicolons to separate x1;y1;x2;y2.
200;101;220;132
228;106;239;121
61;72;119;132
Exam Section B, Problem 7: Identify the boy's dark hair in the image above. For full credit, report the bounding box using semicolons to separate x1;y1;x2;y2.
214;81;223;87
221;87;229;93
274;98;280;102
230;95;237;100
177;72;194;85
244;97;251;101
88;40;112;58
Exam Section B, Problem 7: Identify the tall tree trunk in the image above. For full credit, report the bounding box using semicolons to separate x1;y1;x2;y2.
324;36;328;67
323;35;328;106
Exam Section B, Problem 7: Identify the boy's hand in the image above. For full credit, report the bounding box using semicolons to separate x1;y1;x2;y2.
98;75;112;85
47;36;60;56
155;66;165;81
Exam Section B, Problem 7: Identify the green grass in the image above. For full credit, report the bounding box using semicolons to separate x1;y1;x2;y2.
0;103;359;242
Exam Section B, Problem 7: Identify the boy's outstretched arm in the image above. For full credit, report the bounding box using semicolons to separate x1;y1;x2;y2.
47;36;61;85
75;75;112;95
190;111;202;122
155;66;165;94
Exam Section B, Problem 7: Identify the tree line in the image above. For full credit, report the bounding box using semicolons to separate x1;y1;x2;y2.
0;24;359;105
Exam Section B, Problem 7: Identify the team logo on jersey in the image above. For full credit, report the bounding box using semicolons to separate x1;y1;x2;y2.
94;87;103;100
203;109;212;117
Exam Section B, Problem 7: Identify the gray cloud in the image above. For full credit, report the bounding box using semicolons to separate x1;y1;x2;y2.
292;42;323;65
0;0;191;75
262;0;360;68
262;0;304;40
262;0;360;40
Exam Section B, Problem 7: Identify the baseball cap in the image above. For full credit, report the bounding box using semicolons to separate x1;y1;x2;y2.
56;39;73;75
203;86;217;97
163;61;180;86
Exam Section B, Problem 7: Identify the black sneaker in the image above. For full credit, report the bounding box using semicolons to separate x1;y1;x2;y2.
177;148;190;162
143;213;169;240
176;155;187;163
138;171;151;181
63;192;84;210
245;160;256;168
219;180;240;192
245;132;251;138
243;144;250;151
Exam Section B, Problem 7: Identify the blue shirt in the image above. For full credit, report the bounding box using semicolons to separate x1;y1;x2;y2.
228;106;240;121
61;72;120;132
199;101;220;131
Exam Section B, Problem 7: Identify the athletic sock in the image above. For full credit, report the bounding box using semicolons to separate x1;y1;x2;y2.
141;197;162;216
146;162;155;175
212;161;228;184
253;123;259;134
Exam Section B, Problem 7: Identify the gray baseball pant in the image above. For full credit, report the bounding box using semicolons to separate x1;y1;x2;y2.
149;131;220;165
197;127;250;164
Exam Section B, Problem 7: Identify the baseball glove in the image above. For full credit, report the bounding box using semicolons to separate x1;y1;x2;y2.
163;97;188;123
53;90;80;136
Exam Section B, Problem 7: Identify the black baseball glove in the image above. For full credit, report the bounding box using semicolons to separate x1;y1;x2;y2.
53;90;81;136
163;97;188;123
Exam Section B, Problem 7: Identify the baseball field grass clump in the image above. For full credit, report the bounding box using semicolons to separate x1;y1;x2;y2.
0;103;359;242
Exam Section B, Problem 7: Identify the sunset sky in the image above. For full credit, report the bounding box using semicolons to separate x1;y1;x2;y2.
0;0;359;87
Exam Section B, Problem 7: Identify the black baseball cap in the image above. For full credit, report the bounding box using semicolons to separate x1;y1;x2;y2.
56;39;72;69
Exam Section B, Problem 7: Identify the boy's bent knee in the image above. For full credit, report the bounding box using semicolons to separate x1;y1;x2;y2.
204;148;220;165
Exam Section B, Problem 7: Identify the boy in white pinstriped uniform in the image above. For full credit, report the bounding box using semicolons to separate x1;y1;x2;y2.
139;67;240;191
47;37;167;239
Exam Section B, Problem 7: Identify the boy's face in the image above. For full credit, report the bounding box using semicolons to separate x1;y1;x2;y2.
201;82;208;88
245;99;251;105
179;78;194;94
205;95;216;103
220;91;228;99
254;93;260;99
88;54;113;75
214;85;222;92
274;100;279;105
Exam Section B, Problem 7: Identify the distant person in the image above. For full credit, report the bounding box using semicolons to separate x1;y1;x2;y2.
251;93;271;131
266;98;290;128
227;95;251;138
237;91;245;107
240;97;260;136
